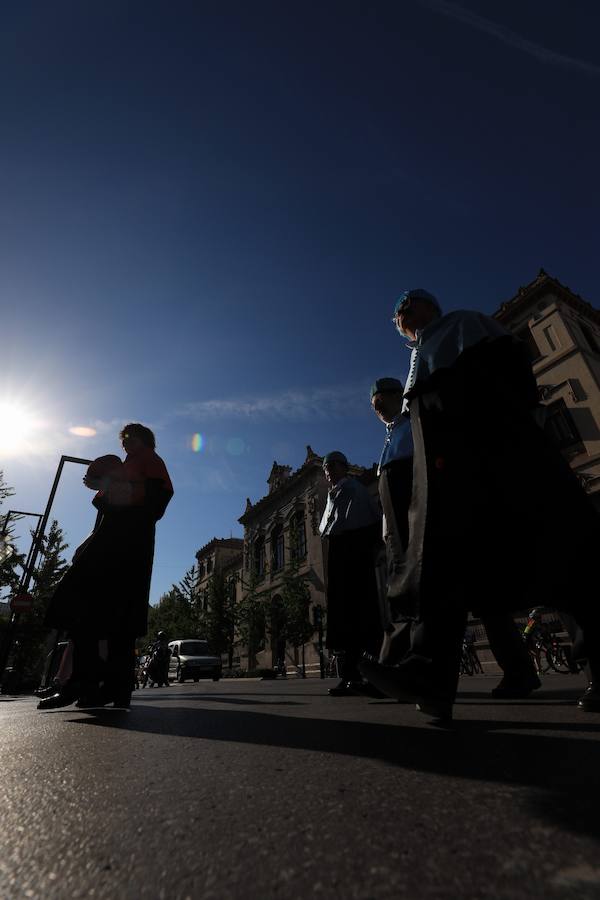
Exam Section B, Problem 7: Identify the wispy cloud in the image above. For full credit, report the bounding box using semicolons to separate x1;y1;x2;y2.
419;0;600;76
176;383;369;423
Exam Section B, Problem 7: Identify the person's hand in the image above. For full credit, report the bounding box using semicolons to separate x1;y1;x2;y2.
83;474;103;491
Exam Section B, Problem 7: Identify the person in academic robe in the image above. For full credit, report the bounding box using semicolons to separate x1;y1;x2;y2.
319;451;383;696
40;424;173;710
370;374;541;701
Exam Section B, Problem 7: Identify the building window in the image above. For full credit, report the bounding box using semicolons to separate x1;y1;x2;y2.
580;322;600;354
198;562;205;578
515;325;541;361
271;525;284;572
253;537;266;578
206;557;213;574
543;325;560;352
290;510;307;560
544;399;583;450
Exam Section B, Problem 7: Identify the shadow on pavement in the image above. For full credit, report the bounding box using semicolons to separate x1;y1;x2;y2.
70;703;600;840
134;694;306;707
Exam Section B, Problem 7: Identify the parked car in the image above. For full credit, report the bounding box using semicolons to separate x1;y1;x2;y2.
168;640;222;683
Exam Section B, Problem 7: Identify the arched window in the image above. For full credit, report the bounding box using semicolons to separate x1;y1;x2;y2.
289;509;307;560
271;524;284;572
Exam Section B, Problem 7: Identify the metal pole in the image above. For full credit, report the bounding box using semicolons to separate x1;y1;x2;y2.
0;455;93;685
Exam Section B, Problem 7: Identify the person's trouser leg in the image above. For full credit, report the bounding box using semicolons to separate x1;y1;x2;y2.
338;650;361;683
482;613;539;681
104;634;136;702
409;605;468;703
70;631;104;692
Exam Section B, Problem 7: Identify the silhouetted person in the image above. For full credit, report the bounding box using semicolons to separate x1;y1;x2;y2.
40;424;173;710
319;451;383;696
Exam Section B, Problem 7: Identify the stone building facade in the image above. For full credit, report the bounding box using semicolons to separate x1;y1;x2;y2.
494;269;600;510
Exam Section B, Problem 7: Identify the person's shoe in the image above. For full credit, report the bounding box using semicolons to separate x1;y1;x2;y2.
111;694;131;709
491;674;541;699
577;683;600;712
75;690;108;709
415;699;453;721
359;657;441;703
328;680;357;696
34;685;59;699
351;680;387;699
37;686;79;710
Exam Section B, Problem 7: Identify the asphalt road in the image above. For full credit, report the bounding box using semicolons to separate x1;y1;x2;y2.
1;673;599;900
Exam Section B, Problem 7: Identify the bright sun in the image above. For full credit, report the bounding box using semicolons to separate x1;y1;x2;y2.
0;401;38;456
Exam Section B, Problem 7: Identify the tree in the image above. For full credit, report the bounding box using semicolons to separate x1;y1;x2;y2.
278;560;314;651
236;569;269;670
144;588;197;648
0;471;26;599
13;520;68;679
203;571;237;667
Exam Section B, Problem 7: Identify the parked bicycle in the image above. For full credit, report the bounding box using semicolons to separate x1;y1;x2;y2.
523;608;573;675
460;638;483;676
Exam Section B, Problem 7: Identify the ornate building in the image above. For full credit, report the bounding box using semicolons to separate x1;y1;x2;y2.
494;269;600;509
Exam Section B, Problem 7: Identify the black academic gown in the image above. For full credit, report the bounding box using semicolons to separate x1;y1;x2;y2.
45;477;172;639
392;335;600;633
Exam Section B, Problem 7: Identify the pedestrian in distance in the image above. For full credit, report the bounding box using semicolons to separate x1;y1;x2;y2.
319;451;383;697
361;289;600;718
40;423;174;711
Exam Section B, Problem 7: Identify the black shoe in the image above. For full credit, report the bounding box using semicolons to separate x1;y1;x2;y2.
37;686;79;710
359;657;453;719
328;680;357;696
359;657;431;703
351;680;387;699
34;685;59;699
75;690;108;709
491;674;541;699
111;694;131;708
577;684;600;712
415;699;453;721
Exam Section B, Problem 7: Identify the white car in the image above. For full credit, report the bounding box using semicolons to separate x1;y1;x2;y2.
168;640;222;683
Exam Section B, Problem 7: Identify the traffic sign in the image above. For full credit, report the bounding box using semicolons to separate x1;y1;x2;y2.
10;592;34;613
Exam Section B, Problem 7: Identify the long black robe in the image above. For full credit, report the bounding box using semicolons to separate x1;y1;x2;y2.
324;522;383;654
390;334;599;632
45;473;173;639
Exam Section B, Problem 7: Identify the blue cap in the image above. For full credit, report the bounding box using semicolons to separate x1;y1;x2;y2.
392;289;442;320
370;377;404;398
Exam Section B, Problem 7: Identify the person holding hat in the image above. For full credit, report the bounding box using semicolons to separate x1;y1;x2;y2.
319;451;383;696
41;423;174;710
361;290;600;718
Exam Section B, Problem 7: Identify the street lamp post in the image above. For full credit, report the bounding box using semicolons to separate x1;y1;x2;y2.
0;455;93;686
0;510;43;565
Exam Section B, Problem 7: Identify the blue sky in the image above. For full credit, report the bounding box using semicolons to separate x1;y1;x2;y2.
2;0;599;603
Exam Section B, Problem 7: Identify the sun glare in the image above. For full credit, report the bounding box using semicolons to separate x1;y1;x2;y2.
0;401;39;456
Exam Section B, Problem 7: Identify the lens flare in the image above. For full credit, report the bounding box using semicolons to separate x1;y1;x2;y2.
69;426;97;437
191;433;204;453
